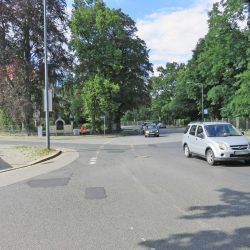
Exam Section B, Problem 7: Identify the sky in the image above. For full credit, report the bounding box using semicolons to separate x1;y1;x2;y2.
66;0;219;73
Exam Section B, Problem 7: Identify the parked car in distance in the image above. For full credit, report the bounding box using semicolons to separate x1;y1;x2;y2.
182;121;250;165
145;124;159;137
157;122;166;128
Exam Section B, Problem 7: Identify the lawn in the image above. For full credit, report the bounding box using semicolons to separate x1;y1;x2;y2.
16;146;56;161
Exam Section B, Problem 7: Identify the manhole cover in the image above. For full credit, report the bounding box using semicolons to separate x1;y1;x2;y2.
27;178;70;188
85;187;107;200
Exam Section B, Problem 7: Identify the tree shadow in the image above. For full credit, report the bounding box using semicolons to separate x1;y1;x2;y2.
139;188;250;249
181;188;250;219
139;227;250;250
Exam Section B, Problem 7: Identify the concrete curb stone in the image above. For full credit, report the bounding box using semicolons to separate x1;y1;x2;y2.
0;146;62;173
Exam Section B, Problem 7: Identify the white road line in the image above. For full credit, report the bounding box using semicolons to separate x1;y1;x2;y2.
89;157;97;165
89;138;118;166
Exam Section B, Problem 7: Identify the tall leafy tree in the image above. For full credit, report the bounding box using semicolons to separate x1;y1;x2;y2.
168;66;199;122
187;1;249;119
222;0;250;117
70;0;152;130
82;74;119;132
150;62;184;122
0;0;71;130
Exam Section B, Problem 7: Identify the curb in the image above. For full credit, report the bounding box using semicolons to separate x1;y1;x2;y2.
0;149;62;174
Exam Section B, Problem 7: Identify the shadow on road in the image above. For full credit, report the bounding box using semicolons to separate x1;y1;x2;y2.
0;158;13;171
139;227;250;250
181;188;250;219
139;188;250;249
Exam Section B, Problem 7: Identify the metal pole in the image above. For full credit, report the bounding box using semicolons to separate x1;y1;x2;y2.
104;116;105;136
201;83;204;122
44;0;50;149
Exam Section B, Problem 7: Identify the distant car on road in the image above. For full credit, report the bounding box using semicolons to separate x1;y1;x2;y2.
182;122;250;165
140;122;153;134
157;122;166;128
145;124;159;137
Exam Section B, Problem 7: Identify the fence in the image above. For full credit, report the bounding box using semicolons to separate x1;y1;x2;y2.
204;117;249;130
121;117;250;130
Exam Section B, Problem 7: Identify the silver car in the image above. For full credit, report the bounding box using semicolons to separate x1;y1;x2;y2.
182;122;250;165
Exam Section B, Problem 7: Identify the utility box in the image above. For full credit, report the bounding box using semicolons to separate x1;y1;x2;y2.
37;126;43;138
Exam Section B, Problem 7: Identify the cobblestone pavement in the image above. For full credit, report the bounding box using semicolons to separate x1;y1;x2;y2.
0;145;61;173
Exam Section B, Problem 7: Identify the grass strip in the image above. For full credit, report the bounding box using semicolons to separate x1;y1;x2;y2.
16;146;56;160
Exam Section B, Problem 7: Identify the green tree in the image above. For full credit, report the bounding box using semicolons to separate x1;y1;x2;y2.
82;74;119;132
150;62;185;122
70;0;152;130
184;1;249;119
168;67;199;122
0;0;71;130
222;0;250;117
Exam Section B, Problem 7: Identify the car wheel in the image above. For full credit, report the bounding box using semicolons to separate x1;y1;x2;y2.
206;149;215;166
184;144;191;158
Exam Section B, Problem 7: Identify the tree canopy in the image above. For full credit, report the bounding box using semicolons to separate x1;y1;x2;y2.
147;0;250;124
70;0;152;130
1;0;249;132
0;0;71;130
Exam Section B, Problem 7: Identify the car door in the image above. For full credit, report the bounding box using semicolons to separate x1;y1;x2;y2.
195;125;207;156
187;125;198;153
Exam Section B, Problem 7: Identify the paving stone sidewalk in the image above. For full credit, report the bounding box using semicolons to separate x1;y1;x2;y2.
0;145;61;173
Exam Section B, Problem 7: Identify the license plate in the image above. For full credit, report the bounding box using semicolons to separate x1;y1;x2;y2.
234;151;249;155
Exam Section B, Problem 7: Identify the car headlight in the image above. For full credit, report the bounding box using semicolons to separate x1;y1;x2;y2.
218;143;227;150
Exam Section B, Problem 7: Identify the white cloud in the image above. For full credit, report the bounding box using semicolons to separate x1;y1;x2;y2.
136;0;220;70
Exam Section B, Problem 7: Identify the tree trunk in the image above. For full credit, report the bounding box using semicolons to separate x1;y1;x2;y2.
108;112;112;132
91;114;96;133
115;113;122;132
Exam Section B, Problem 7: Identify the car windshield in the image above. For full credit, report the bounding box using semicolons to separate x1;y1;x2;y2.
204;124;242;137
147;125;156;129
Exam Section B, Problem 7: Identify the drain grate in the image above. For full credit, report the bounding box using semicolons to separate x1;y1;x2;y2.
27;178;70;188
85;187;107;200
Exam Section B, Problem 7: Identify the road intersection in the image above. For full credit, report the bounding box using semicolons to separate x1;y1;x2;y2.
0;128;250;249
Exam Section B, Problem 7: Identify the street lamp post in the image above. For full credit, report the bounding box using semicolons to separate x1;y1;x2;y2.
44;0;50;149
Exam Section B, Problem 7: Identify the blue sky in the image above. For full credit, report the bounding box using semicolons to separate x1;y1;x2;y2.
66;0;218;73
101;0;199;20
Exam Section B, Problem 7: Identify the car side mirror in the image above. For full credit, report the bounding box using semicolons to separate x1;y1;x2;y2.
242;131;245;135
197;133;204;139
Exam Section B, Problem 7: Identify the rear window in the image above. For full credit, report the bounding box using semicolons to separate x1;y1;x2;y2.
184;125;190;134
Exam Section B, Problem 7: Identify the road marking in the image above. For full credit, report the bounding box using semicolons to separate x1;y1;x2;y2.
89;157;97;165
90;138;117;165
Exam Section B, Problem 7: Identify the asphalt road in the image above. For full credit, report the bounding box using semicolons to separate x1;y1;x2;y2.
0;128;250;250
